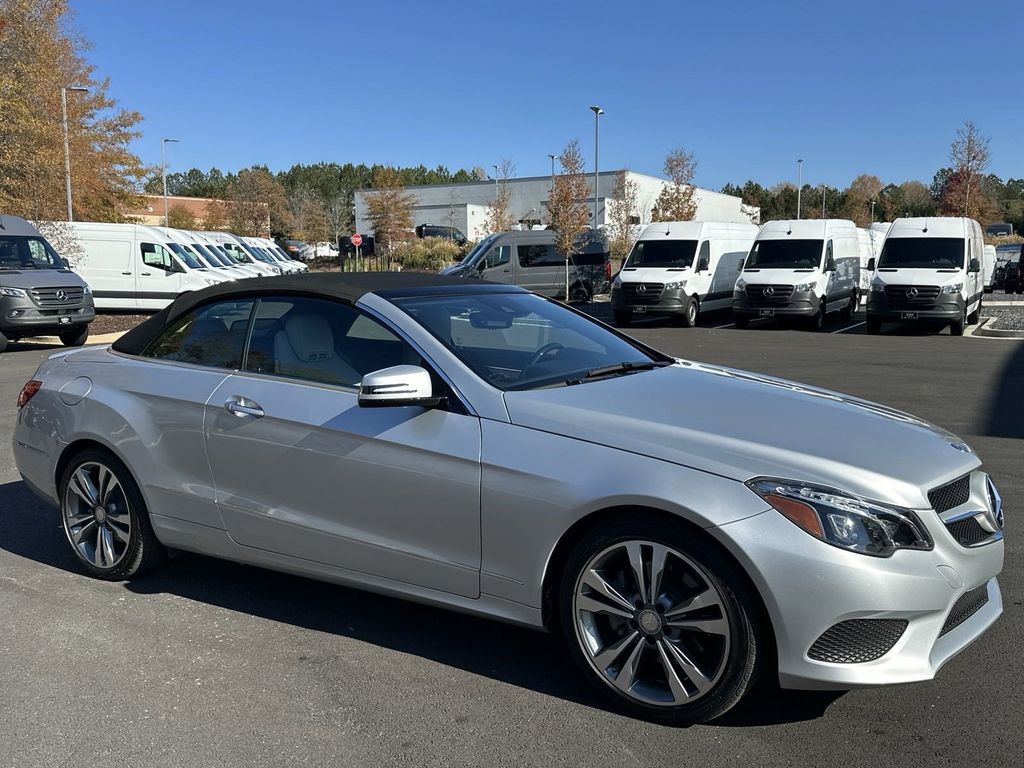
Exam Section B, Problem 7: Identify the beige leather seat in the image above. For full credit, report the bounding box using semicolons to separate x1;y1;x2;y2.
273;313;360;386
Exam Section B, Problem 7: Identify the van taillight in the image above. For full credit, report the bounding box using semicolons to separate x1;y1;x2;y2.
17;380;41;409
605;261;612;281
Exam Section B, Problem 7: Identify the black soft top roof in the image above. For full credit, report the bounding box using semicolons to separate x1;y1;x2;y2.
112;272;522;356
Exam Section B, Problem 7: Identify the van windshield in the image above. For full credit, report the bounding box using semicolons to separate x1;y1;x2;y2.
166;242;206;270
746;239;823;269
878;238;964;269
0;235;65;270
193;243;227;266
461;234;498;266
624;240;698;268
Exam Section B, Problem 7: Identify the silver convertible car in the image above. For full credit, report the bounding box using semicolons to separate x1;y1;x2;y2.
13;273;1004;723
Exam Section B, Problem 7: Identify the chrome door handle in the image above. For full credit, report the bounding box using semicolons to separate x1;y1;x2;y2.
121;271;132;275
224;398;265;418
140;271;152;276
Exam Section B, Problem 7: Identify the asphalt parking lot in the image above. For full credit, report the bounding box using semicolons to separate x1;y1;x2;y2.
1;316;1021;768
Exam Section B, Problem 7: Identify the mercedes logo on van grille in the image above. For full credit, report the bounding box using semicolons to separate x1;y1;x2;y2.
763;286;775;296
905;287;919;298
55;290;68;302
635;284;647;294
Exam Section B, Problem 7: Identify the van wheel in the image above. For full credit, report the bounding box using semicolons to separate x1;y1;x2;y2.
950;311;966;336
613;311;632;327
569;282;592;304
733;315;749;329
810;297;826;331
558;518;765;724
0;330;7;354
59;327;89;347
866;317;882;335
840;290;858;320
681;297;699;328
968;300;981;325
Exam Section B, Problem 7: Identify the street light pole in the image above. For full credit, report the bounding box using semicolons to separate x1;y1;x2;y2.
492;164;499;198
589;106;603;228
61;85;88;221
870;200;876;223
796;158;803;220
161;138;179;227
548;153;556;191
821;184;826;218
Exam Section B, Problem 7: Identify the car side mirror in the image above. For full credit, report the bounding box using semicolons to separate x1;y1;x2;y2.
737;258;745;270
867;257;875;271
358;365;442;408
825;257;837;273
968;258;981;273
696;256;710;272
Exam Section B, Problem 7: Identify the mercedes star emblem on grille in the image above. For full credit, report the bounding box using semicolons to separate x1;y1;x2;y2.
635;284;647;294
55;290;68;302
763;286;775;296
905;287;919;298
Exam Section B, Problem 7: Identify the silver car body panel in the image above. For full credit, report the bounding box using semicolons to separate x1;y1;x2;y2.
13;288;1004;690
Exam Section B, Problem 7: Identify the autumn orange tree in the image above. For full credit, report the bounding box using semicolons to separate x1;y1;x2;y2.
548;140;590;299
652;147;698;222
0;0;146;222
364;166;415;269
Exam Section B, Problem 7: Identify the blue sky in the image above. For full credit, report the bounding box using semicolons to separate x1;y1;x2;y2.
73;0;1024;190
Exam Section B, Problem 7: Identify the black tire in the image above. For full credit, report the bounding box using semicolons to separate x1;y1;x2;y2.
950;311;966;336
557;518;765;724
866;316;882;335
840;289;858;321
613;311;632;327
59;326;89;347
58;448;166;580
568;282;592;304
968;299;981;325
0;330;7;354
810;296;826;331
733;315;749;329
681;296;699;328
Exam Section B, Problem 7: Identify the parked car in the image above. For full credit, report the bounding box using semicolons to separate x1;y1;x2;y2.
63;221;229;311
440;229;610;302
0;214;94;352
415;224;468;245
281;239;311;260
14;273;1004;724
866;217;985;336
732;219;861;330
610;221;758;327
1005;258;1022;294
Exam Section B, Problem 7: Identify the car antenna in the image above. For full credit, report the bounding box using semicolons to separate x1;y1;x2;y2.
923;218;928;233
786;220;792;235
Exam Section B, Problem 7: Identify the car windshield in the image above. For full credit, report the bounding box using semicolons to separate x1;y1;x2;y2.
395;292;667;391
193;243;228;267
166;242;207;270
745;239;823;269
878;238;964;269
623;239;698;269
459;234;497;266
0;235;65;270
217;245;243;263
242;243;272;262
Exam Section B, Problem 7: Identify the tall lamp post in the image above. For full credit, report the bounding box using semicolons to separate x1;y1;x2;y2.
821;184;826;218
870;199;876;223
589;106;603;228
796;158;803;220
61;85;89;221
161;138;180;226
492;164;499;198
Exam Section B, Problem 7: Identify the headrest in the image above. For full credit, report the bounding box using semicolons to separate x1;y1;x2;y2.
284;313;334;363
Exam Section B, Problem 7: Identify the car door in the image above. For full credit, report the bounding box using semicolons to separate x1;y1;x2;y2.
203;295;483;598
479;242;513;284
138;241;184;309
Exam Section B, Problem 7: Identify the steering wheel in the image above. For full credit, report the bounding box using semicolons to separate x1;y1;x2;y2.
526;342;566;370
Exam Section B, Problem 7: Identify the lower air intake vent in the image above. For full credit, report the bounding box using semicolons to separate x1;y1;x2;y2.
807;619;908;664
939;583;990;637
945;517;994;547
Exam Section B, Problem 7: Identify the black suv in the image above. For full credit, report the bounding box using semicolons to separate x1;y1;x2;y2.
415;224;467;245
1005;258;1023;294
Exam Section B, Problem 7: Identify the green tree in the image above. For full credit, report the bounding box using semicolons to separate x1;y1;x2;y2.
364;166;415;268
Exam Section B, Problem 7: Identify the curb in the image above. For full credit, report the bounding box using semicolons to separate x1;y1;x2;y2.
22;331;125;346
971;317;1024;339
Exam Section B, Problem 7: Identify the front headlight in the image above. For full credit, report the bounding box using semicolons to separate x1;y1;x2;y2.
0;286;28;298
204;277;219;286
792;281;816;292
747;478;933;557
941;282;963;294
870;279;885;293
735;277;747;291
82;284;91;295
664;280;687;290
612;275;621;287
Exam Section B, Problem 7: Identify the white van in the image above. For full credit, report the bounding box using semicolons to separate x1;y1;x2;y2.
201;231;282;276
65;222;228;310
610;221;758;326
153;227;242;282
983;244;996;293
188;232;263;278
856;228;880;304
866;217;984;336
732;219;861;330
244;236;299;273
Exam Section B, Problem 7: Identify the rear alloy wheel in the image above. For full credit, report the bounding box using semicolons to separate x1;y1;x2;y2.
59;327;89;347
559;521;762;723
60;450;165;580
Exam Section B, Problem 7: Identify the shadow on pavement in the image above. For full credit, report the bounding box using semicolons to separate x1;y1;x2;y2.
0;478;841;727
984;341;1024;439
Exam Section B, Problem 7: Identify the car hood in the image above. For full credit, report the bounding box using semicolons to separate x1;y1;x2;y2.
873;268;965;286
0;268;88;290
739;268;820;284
617;266;691;283
502;362;979;509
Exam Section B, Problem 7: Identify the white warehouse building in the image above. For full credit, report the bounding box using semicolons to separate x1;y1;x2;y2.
354;170;759;241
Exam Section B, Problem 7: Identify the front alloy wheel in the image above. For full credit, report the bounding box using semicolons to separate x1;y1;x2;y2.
560;521;763;723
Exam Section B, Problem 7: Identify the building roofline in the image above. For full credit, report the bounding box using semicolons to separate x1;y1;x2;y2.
356;169;670;194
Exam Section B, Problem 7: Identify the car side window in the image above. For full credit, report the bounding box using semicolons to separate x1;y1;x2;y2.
243;296;421;388
483;245;510;269
141;299;254;368
518;244;559;267
141;242;175;271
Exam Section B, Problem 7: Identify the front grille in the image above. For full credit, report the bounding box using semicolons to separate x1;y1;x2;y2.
745;284;794;303
31;286;85;307
884;284;941;304
620;282;664;304
928;475;971;513
807;619;908;664
945;516;994;547
939;583;989;637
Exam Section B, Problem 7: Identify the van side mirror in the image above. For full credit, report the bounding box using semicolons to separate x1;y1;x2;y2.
696;255;710;272
737;258;745;270
824;257;837;273
968;258;981;273
358;365;442;408
867;257;875;271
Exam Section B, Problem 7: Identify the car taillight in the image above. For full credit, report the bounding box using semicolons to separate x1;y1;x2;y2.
17;379;42;409
605;261;612;281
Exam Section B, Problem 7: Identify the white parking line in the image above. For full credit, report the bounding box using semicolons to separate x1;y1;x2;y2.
832;321;865;334
711;321;735;329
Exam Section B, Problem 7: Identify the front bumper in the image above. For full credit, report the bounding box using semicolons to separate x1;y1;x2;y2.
610;285;688;315
732;291;821;319
712;506;1003;690
867;292;964;322
1;295;95;337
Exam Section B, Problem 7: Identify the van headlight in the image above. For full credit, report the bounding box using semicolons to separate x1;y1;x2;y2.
0;286;28;297
664;280;687;290
82;284;91;295
941;283;963;294
747;478;933;557
792;281;816;292
735;277;747;291
870;279;885;293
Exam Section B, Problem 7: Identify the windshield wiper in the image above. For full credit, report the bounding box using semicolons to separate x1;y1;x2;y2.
567;360;671;385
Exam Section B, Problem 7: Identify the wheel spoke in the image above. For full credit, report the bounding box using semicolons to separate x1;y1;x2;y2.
625;542;647;603
660;637;712;695
100;527;117;565
93;528;104;566
663;589;722;620
647;544;669;604
666;616;730;636
98;468;121;508
70;468;99;507
611;635;645;694
576;593;633;620
592;630;640;673
656;638;691;703
70;519;97;545
581;569;635;613
107;519;130;545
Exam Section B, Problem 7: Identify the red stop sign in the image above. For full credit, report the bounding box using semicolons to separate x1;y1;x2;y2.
351;233;363;247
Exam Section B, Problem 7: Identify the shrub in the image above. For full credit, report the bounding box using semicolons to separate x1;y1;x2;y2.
391;237;466;271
